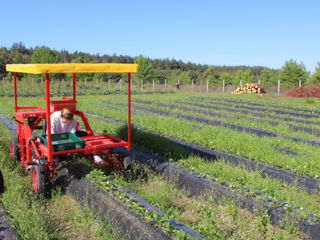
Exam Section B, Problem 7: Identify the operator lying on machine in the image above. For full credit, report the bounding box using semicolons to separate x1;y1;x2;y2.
50;108;77;135
50;108;104;164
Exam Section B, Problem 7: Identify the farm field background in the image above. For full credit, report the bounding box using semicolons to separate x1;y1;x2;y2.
0;90;319;239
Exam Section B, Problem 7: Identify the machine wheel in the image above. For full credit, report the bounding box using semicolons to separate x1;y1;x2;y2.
123;156;132;170
9;136;20;161
30;165;47;197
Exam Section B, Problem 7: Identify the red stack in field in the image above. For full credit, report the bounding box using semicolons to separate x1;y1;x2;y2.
231;83;266;95
285;84;320;98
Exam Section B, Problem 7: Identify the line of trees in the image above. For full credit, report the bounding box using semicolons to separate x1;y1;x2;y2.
1;42;320;88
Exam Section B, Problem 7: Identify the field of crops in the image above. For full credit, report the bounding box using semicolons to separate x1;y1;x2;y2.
0;91;319;239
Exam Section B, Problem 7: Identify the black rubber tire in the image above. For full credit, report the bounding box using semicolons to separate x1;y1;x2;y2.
0;170;4;194
9;136;20;161
30;165;47;198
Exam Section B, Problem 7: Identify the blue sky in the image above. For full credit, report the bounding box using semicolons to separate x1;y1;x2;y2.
1;0;320;72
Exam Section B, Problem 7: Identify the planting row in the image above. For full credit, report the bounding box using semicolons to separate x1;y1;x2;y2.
82;99;320;179
176;99;320;129
86;112;320;209
131;99;320;141
0;95;317;179
84;113;320;239
195;96;320;115
0;91;320;238
0;113;306;239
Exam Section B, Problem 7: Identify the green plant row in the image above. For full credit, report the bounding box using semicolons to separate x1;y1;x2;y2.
86;116;320;218
87;165;303;240
0;94;313;239
78;99;320;178
185;97;320;127
128;99;320;141
198;93;320;112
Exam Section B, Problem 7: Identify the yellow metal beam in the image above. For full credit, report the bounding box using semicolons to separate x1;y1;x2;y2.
6;63;138;74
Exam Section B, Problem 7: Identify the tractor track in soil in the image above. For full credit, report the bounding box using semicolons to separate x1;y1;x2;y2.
133;99;320;138
85;112;320;194
191;97;320;120
1;110;319;239
194;97;320;116
0;112;205;240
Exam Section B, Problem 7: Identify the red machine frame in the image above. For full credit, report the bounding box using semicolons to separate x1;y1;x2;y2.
7;64;136;194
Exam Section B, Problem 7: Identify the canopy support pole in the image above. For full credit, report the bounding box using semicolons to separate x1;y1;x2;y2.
45;73;53;163
13;72;17;112
73;73;76;101
128;73;131;151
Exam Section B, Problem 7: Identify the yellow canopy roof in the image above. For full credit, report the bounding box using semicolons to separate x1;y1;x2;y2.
6;63;138;74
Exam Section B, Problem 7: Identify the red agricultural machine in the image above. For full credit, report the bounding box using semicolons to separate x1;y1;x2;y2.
6;63;137;196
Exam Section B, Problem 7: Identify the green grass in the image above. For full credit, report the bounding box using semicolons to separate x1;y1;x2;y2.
110;167;307;240
0;92;316;239
78;100;320;178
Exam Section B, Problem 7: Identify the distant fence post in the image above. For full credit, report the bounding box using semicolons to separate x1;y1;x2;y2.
258;79;260;85
278;80;280;95
206;79;209;92
299;80;301;87
108;79;111;89
141;79;143;91
119;79;122;90
192;79;194;92
96;78;99;87
152;79;155;92
178;79;180;85
165;79;167;89
2;77;4;83
240;80;242;87
222;79;225;93
131;78;133;90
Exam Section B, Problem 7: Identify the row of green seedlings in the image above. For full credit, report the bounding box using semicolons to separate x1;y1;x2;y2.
78;98;320;179
185;97;320;129
177;96;320;132
205;92;320;112
0;95;318;180
198;95;320;114
0;97;316;238
0;97;318;217
86;116;320;219
86;163;305;240
86;169;191;240
128;99;320;142
85;116;320;234
0;125;122;240
132;92;320;127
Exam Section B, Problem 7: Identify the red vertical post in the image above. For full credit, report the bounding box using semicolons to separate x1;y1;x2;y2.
127;73;131;151
45;73;53;163
13;72;17;112
73;73;76;101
